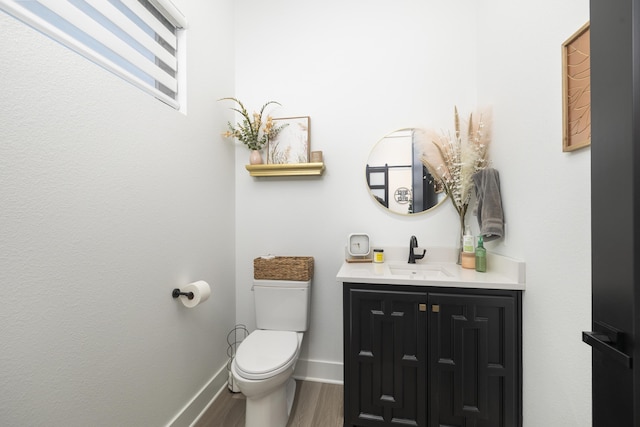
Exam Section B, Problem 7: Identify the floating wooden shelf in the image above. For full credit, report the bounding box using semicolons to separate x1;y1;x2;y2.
245;162;325;177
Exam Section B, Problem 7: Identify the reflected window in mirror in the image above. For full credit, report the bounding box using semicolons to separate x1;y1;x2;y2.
366;128;446;215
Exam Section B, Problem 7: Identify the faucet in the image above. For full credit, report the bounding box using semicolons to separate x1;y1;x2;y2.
408;235;426;264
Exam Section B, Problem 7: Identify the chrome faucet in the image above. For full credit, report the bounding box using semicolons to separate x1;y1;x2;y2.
408;235;426;264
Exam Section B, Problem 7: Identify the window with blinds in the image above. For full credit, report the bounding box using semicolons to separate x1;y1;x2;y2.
1;0;187;110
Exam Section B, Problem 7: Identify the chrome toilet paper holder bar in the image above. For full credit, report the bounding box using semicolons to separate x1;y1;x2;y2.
172;288;194;300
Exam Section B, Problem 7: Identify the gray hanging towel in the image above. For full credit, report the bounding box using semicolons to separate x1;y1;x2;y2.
472;168;504;241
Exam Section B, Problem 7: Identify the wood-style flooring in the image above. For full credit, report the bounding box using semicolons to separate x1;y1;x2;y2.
194;380;343;427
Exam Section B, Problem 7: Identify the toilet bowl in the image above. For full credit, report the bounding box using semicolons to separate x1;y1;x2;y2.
231;330;303;427
231;278;311;427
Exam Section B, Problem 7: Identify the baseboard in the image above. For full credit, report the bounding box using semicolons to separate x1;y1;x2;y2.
166;363;228;427
293;358;344;384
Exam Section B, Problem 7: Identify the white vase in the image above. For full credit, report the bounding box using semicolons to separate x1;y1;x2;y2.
249;150;263;165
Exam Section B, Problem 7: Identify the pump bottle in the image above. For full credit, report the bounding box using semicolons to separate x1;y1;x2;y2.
462;225;474;253
475;236;487;272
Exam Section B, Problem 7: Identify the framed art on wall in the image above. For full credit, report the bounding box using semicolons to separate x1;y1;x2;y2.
562;21;591;152
268;116;310;164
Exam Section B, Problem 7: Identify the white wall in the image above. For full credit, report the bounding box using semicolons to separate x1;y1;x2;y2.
0;1;235;425
234;0;480;381
478;1;592;425
234;0;592;426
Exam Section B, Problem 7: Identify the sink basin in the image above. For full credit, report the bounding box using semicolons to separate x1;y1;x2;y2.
388;263;453;279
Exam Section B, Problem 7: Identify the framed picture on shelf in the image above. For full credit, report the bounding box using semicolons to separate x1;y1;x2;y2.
268;116;310;164
562;21;591;152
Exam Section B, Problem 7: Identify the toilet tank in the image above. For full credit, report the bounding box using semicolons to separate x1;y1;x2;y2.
253;280;311;331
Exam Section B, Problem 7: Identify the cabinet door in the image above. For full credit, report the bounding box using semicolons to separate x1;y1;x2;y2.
345;287;428;427
428;292;520;427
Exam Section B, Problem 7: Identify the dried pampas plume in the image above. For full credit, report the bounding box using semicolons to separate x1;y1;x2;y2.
422;106;492;218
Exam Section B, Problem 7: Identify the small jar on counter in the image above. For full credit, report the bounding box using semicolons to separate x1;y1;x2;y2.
461;251;476;269
373;249;384;263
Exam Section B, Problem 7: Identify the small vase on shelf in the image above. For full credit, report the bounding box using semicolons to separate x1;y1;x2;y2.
249;150;263;165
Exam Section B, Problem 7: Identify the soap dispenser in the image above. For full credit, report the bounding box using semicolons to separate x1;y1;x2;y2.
475;236;487;272
462;225;474;253
460;226;476;269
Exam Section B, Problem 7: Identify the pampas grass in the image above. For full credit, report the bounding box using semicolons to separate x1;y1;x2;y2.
422;107;491;220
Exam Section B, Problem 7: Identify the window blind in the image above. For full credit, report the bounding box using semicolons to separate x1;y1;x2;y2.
0;0;187;109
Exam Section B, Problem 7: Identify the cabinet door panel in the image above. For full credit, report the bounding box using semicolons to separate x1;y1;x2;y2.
429;293;517;427
346;288;427;427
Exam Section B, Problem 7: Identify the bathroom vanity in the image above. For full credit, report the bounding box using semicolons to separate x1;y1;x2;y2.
337;248;525;427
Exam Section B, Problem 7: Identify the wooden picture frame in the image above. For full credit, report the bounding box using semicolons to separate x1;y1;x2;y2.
562;21;591;152
268;116;310;164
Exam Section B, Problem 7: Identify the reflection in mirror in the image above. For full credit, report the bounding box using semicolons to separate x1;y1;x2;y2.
366;128;446;215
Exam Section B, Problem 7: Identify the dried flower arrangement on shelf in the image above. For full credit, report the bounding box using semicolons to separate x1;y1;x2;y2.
219;97;287;163
422;107;491;244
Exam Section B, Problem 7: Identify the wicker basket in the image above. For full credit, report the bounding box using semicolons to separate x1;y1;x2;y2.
253;256;314;281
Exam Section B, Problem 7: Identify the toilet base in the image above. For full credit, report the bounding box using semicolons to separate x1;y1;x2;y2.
285;377;296;416
246;378;297;427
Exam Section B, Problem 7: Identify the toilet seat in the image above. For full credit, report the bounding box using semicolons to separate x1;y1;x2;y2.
234;330;299;380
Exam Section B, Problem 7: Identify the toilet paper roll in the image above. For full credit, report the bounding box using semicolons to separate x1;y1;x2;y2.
180;280;211;308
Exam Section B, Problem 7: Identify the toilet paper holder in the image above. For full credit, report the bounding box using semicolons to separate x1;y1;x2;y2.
172;288;194;300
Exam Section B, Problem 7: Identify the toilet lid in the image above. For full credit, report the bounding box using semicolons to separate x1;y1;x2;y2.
234;330;299;380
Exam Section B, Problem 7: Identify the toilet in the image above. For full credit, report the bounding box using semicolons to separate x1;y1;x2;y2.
231;279;311;427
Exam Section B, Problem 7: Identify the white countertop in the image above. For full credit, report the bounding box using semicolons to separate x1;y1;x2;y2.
336;247;526;291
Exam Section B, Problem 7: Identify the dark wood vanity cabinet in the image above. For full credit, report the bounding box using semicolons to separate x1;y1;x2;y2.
343;283;522;427
344;286;428;426
428;291;521;427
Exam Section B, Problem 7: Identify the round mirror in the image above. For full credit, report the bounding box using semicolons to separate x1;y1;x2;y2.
366;128;446;215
